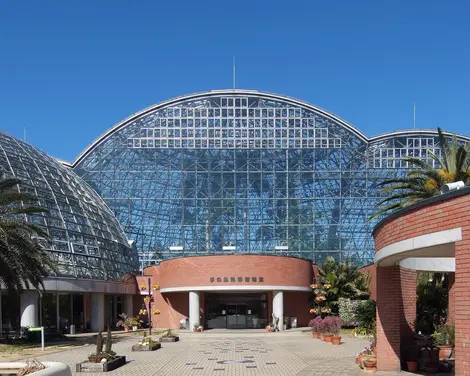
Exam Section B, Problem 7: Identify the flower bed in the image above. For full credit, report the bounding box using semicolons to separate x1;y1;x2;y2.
76;356;126;373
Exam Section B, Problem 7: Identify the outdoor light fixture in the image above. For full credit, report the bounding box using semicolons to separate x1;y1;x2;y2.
441;181;465;194
222;245;236;251
169;246;184;251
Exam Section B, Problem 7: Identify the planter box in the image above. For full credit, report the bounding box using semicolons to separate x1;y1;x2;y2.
0;362;71;376
131;343;161;351
76;356;126;372
160;336;179;343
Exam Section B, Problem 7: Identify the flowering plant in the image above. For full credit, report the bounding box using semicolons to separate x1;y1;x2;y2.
309;308;317;314
153;309;161;315
144;297;151;304
139;309;148;315
324;283;332;289
308;316;323;332
310;283;318;289
153;284;160;290
140;284;146;290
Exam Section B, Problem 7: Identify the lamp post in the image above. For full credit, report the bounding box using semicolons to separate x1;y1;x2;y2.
147;277;152;335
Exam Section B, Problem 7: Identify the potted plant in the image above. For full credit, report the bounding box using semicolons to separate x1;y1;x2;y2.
433;324;455;360
322;317;333;342
131;331;161;351
330;316;342;345
283;316;289;330
160;329;179;342
309;317;322;339
76;327;126;372
128;316;143;331
318;318;326;340
357;343;376;369
197;325;204;332
116;313;131;333
406;347;419;373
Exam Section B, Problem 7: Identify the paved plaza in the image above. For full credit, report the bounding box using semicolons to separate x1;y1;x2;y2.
20;330;410;376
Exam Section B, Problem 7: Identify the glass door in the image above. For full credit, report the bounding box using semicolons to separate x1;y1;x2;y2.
226;303;247;329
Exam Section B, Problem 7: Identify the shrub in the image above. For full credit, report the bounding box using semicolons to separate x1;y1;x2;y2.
308;316;323;332
433;324;455;346
329;316;342;336
356;300;376;335
338;299;362;327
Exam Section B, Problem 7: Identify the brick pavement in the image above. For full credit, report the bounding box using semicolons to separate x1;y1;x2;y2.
24;330;412;375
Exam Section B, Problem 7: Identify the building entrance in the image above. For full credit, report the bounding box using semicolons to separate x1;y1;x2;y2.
205;292;268;329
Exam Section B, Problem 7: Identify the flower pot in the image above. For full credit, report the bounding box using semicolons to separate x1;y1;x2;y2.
319;333;325;341
132;326;137;331
312;332;319;339
124;327;129;333
324;334;333;342
407;360;418;372
360;355;376;370
332;336;341;345
372;347;377;355
439;345;453;360
363;358;377;369
265;328;270;333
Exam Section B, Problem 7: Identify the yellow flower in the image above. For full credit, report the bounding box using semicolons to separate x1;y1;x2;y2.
310;283;318;289
153;309;161;315
309;308;317;314
153;284;160;290
140;284;146;290
324;284;332;289
144;297;150;304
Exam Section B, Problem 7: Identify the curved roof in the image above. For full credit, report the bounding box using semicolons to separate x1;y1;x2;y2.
72;89;369;166
0;131;139;280
72;89;470;167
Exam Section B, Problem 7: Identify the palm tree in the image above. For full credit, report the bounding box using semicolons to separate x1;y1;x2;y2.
311;257;370;314
371;128;470;219
0;178;56;293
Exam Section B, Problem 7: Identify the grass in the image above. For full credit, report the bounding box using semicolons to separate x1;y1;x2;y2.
0;343;39;353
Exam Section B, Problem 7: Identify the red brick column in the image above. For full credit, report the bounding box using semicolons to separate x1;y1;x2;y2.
454;240;470;375
376;266;416;372
447;272;455;325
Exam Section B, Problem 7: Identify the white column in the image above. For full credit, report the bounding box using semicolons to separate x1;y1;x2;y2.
20;290;38;327
90;293;105;332
123;295;134;316
273;290;284;331
189;291;200;329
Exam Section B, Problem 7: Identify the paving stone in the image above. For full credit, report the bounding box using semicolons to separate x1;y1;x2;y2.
26;330;414;376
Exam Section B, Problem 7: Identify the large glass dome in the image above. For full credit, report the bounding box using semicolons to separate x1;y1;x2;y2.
72;90;470;268
0;131;138;280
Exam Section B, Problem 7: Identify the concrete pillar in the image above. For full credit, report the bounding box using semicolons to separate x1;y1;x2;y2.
90;293;105;332
189;291;200;329
376;266;416;372
20;290;38;327
273;291;284;331
123;295;134;316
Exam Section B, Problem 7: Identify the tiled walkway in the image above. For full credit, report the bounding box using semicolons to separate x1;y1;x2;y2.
25;330;410;375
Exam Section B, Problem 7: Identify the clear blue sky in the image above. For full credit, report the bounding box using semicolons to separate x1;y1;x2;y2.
1;1;469;162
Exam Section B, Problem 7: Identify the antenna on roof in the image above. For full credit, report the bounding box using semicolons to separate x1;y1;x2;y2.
233;56;236;89
413;104;416;129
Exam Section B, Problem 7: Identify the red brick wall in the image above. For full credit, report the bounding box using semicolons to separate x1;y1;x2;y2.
146;255;312;289
284;291;311;327
374;193;470;374
376;266;416;371
448;272;455;324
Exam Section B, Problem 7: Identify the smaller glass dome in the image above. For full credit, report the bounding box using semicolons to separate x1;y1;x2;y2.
0;131;139;280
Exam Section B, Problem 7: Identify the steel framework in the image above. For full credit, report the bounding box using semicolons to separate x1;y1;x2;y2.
0;132;138;279
72;90;470;269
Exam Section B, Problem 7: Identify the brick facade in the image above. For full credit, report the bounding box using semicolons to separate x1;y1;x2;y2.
374;191;470;374
136;255;312;329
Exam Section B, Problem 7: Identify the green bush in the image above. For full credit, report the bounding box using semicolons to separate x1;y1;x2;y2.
356;300;376;335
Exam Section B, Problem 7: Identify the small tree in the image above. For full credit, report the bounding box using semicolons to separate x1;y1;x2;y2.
96;331;103;354
105;326;112;354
